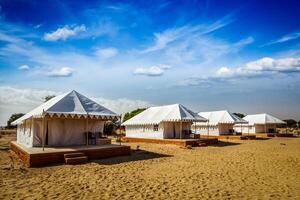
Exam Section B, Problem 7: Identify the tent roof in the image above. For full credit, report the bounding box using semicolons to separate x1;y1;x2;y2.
198;110;248;125
12;90;118;125
122;104;207;125
243;113;286;125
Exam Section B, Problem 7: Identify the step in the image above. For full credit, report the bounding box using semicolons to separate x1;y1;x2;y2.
197;142;207;147
64;152;86;159
65;156;88;165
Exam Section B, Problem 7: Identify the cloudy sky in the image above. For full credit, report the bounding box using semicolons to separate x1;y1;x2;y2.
0;0;300;126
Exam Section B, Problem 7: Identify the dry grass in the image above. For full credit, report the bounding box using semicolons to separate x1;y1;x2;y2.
0;133;299;200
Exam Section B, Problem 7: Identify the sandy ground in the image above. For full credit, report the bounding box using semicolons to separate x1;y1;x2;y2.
0;134;300;200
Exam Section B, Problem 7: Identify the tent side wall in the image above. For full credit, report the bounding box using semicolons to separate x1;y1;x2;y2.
235;124;278;134
44;118;105;146
125;124;164;139
17;120;34;148
194;123;234;136
193;125;219;136
125;122;193;139
234;125;255;134
254;124;277;133
16;118;106;147
218;124;235;135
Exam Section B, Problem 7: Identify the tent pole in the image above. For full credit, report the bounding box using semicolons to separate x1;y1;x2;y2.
194;121;197;137
86;114;89;146
23;119;26;135
180;121;182;139
207;120;210;137
42;110;45;151
248;123;249;136
29;118;32;137
240;123;242;135
264;124;267;134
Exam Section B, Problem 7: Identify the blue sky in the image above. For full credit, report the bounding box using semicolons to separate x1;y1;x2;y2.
0;0;300;125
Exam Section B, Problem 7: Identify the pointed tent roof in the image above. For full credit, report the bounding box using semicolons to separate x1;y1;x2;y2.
198;110;248;125
122;104;207;125
243;113;286;125
12;90;118;125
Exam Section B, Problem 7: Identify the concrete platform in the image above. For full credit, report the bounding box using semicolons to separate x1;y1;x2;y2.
122;137;218;146
10;141;131;167
199;135;256;140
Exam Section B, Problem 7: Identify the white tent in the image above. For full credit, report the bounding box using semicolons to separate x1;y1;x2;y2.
122;104;207;139
13;90;119;148
234;113;286;134
194;110;248;136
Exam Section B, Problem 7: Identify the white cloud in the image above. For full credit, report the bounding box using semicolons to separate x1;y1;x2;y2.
95;47;118;58
216;67;233;77
18;64;30;70
133;64;171;76
245;57;300;72
179;57;300;86
34;24;43;29
216;57;300;79
43;67;74;77
43;25;86;41
142;15;233;53
233;37;254;48
0;86;152;126
264;31;300;46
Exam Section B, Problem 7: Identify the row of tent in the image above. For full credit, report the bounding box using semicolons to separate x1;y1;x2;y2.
122;104;286;139
12;90;286;147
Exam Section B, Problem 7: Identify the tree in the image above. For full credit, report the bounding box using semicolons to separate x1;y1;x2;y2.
283;119;297;128
7;113;25;128
123;108;147;122
44;95;55;102
233;112;245;118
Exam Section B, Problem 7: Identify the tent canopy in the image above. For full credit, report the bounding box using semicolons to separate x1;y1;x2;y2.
198;110;248;125
243;113;286;125
122;104;207;125
12;90;119;125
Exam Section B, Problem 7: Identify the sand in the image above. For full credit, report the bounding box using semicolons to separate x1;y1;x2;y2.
0;133;300;200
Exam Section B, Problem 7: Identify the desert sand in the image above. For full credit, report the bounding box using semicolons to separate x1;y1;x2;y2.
0;133;299;200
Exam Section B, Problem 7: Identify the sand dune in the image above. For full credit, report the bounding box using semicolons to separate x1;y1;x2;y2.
0;135;300;200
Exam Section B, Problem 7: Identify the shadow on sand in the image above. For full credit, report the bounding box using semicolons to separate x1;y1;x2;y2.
255;137;272;140
209;140;241;147
92;149;172;165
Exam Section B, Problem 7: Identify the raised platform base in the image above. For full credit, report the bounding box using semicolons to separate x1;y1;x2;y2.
122;137;218;147
199;135;256;140
10;141;131;167
251;133;275;138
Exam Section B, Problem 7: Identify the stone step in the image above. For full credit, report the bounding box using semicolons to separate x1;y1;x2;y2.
65;156;88;165
64;152;86;159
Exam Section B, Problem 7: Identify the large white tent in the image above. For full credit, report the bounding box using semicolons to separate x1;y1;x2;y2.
12;90;119;148
122;104;207;139
193;110;248;136
234;113;286;134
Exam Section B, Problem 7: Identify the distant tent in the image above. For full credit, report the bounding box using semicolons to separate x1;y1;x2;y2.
122;104;207;139
194;110;248;136
13;90;119;147
235;113;286;134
